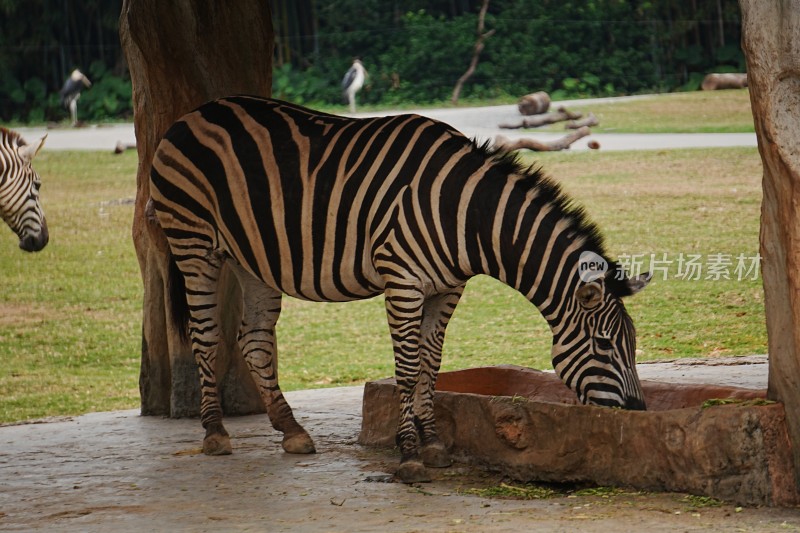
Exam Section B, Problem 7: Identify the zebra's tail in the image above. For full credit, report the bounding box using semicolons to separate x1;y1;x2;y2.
166;253;190;341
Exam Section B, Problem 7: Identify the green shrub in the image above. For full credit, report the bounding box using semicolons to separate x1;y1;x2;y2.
78;61;133;121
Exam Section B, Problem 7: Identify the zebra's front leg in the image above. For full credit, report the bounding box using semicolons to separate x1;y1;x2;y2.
232;265;315;455
416;287;465;469
384;284;429;483
181;252;231;456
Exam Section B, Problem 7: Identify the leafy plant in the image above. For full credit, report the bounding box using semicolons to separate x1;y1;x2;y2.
681;494;723;508
461;482;560;500
79;61;134;120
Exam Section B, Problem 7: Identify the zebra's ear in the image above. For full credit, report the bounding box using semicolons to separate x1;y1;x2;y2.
576;281;604;309
19;134;47;163
625;272;651;296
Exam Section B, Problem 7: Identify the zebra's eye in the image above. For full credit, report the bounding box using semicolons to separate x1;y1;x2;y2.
595;337;614;351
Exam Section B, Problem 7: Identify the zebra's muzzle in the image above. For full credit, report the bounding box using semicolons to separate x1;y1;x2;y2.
19;223;49;252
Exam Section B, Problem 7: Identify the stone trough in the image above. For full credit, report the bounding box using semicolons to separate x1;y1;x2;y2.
358;365;799;506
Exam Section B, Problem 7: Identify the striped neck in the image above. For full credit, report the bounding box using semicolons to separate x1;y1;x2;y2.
461;168;606;331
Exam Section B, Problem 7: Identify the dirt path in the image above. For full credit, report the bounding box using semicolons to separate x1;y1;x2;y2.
2;358;800;531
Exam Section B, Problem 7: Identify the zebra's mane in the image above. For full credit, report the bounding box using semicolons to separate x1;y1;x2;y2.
0;127;23;146
476;140;635;297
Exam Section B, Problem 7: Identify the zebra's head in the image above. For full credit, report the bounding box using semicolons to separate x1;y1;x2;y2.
0;129;49;252
552;267;650;410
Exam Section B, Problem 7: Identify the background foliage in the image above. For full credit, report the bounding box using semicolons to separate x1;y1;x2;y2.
0;0;128;123
271;0;745;106
1;0;745;121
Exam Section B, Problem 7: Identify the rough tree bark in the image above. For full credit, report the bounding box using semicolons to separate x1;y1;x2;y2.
119;1;273;417
740;0;800;487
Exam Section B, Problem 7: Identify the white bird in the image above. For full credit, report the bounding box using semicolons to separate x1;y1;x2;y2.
59;69;92;126
341;59;367;113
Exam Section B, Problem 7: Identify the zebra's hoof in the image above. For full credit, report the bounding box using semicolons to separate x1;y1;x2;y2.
396;459;431;484
421;441;452;468
203;433;233;456
282;431;316;454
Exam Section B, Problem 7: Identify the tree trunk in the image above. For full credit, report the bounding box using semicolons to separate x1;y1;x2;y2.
740;0;800;488
119;1;274;417
451;0;494;105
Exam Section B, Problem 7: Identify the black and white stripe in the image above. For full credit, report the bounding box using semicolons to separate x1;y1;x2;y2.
0;128;48;252
151;96;650;483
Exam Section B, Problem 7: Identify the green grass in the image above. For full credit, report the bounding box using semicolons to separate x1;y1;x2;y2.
0;107;766;423
326;89;755;134
460;481;630;500
539;147;765;360
542;89;755;133
461;481;561;500
0;151;141;421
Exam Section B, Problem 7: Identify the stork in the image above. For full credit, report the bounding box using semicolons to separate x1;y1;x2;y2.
341;59;367;113
59;69;92;126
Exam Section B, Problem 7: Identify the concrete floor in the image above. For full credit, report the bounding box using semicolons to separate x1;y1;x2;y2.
2;356;800;532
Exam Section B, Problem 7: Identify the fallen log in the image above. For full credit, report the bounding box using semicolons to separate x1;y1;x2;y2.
114;141;137;154
499;106;582;129
493;126;591;152
701;73;748;90
517;91;551;115
565;112;598;129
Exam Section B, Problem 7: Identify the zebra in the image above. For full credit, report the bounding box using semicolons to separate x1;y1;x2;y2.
0;127;48;252
150;96;650;483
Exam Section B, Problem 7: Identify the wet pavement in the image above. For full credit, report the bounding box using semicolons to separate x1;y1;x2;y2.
3;356;800;532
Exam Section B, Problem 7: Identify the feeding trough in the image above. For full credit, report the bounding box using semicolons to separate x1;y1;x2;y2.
359;365;799;506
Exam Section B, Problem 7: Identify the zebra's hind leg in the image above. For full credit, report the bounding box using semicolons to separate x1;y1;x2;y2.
181;251;232;456
231;265;315;455
416;287;465;469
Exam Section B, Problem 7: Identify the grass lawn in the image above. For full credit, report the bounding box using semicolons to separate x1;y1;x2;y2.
536;89;754;134
0;151;142;422
327;89;754;134
0;94;765;423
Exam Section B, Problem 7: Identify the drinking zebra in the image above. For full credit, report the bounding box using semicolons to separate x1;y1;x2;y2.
150;96;650;483
0;127;48;252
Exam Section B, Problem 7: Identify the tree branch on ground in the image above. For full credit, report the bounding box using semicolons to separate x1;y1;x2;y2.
499;106;582;129
565;113;599;129
493;127;591;152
